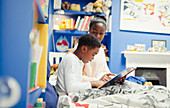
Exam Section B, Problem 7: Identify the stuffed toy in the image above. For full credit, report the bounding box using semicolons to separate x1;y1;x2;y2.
83;0;112;14
83;2;94;12
61;1;70;10
50;64;59;75
93;1;103;8
49;64;59;86
70;4;81;11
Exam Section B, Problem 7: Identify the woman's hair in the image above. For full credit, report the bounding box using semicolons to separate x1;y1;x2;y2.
77;34;101;50
89;15;107;29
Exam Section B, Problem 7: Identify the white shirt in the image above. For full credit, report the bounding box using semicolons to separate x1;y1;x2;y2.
55;52;91;96
83;47;110;81
72;44;110;82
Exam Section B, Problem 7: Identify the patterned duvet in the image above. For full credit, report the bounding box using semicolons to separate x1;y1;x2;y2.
57;81;170;108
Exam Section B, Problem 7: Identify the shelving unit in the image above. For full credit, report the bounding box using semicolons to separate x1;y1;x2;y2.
51;0;112;67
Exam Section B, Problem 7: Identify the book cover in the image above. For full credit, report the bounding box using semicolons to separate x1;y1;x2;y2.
98;67;137;88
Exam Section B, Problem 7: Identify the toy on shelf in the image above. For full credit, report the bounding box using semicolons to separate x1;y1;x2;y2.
61;1;70;10
61;1;81;11
70;4;81;11
59;20;67;30
83;0;112;15
50;64;59;75
148;46;167;52
83;2;94;12
49;64;59;86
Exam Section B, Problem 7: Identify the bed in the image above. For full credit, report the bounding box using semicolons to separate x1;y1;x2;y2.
48;53;170;108
56;81;170;108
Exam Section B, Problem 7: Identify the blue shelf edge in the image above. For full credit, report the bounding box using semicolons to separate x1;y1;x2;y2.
37;0;46;23
53;30;88;35
53;9;106;16
53;30;110;37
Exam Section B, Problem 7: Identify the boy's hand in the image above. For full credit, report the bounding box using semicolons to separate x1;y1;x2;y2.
100;73;116;82
90;81;106;88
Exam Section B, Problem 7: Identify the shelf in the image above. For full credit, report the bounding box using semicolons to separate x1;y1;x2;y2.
53;30;110;37
121;51;170;55
53;9;106;16
37;0;47;23
53;30;88;35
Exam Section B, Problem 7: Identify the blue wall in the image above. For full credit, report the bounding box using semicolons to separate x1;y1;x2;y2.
0;0;33;107
109;0;170;74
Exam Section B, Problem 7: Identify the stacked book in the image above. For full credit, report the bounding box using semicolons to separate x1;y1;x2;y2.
74;15;94;31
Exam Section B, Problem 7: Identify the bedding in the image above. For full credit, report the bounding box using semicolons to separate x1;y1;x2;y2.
57;81;170;108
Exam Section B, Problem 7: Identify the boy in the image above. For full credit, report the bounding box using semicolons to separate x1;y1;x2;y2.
55;34;105;96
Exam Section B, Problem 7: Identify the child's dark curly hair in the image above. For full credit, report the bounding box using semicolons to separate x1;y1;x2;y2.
77;34;101;50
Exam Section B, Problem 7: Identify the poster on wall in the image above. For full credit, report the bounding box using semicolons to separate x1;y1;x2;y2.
120;0;170;34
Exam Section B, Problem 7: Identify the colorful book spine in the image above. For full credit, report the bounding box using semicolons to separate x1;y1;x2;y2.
77;18;84;31
83;16;92;31
74;16;81;30
80;16;89;31
69;18;73;30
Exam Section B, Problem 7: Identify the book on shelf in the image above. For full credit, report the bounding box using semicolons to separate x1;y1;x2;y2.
80;16;89;31
74;16;81;30
83;16;92;31
70;18;74;30
77;18;84;31
108;15;112;32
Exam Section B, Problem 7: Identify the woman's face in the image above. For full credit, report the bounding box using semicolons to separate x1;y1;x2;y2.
89;23;106;42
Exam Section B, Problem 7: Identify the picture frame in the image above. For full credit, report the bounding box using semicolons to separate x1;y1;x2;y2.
151;40;166;48
71;36;80;48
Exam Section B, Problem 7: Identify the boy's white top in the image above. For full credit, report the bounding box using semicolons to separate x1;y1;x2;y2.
83;47;110;81
55;52;91;96
72;44;110;82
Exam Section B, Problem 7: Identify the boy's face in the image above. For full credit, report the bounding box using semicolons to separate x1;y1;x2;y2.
82;47;99;63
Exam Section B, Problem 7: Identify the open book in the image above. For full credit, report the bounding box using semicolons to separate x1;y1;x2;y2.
98;67;137;88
